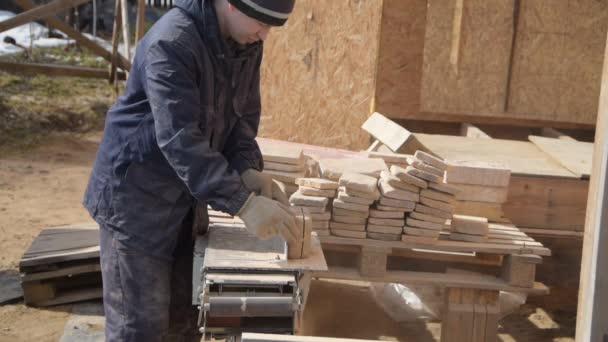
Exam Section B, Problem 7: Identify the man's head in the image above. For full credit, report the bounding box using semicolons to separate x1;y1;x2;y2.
216;0;295;45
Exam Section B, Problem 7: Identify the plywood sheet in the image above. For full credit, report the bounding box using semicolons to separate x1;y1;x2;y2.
528;135;593;178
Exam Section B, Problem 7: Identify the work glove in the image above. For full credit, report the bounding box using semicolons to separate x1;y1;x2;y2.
237;193;299;245
241;169;290;206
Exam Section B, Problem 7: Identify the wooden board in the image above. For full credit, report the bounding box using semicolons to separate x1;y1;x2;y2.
202;226;327;272
529;135;593;178
361;112;414;152
408;134;577;178
258;139;304;165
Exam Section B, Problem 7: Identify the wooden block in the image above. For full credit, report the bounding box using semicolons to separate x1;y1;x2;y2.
451;215;489;236
339;172;379;194
291;206;326;214
420;189;454;204
332;207;369;218
415;151;448;171
367;232;401;242
420;196;454;213
501;255;537;288
453;183;508;203
406;218;448;231
401;235;438;244
415;204;452;219
331;229;367;239
319;158;387;181
259;142;304;165
378;178;420;201
368;217;404;227
361;151;411;165
375;204;414;212
341;186;381;201
428;181;461;195
329;221;366;232
379;197;417;209
370;209;405;219
454;201;504;221
332;215;368;225
411;158;445;178
390;165;429;188
361;112;413;152
295;178;339;190
380;171;421;193
298;186;336;198
358;245;390;277
332;199;370;213
403;226;442;238
337;191;376;205
264;161;305;172
445;160;511;187
405;166;443;183
287;209;312;259
312;221;330;230
409;211;448;224
449;232;488;243
310;212;331;221
367;224;403;235
289;192;329;208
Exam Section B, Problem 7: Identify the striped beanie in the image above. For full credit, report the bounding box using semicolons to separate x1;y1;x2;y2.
228;0;295;26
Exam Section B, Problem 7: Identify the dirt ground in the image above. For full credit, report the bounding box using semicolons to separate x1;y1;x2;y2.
0;131;578;341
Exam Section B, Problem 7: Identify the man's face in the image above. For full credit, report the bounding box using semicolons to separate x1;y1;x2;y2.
226;4;271;44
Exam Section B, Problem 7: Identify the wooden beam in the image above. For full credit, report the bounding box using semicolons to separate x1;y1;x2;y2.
541;127;577;141
12;0;131;71
0;61;125;80
0;0;90;34
120;0;131;60
460;123;492;139
109;0;123;84
576;29;608;342
135;0;146;41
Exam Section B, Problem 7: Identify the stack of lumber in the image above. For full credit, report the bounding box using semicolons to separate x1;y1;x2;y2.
449;214;490;242
330;173;379;239
292;178;339;237
445;160;511;222
400;151;456;243
259;141;307;197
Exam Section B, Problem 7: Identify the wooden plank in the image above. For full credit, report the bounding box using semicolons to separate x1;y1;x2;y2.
258;139;304;165
0;61;124;80
22;228;99;256
541;127;576;141
0;0;90;34
460;123;492;139
361;112;414;152
135;0;146;41
21;263;101;282
529;135;593;178
20;247;100;268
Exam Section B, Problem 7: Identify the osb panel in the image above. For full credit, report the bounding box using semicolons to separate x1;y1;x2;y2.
258;0;383;150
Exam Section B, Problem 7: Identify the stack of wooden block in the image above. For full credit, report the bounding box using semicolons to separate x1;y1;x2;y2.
292;177;339;237
399;151;457;243
449;214;489;242
446;160;511;222
329;173;379;239
259;143;307;197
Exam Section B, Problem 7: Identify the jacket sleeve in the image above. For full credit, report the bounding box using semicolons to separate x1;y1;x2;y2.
143;39;251;215
223;48;264;174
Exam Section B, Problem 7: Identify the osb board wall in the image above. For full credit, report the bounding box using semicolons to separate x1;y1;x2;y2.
258;0;383;150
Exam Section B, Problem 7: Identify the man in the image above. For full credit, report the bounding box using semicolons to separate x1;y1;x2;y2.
83;0;297;340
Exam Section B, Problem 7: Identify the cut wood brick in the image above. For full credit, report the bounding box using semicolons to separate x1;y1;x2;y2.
378;178;420;201
310;212;332;221
339;172;379;194
295;177;339;190
332;207;369;218
379;196;417;209
411;158;445;177
415;204;453;219
420;189;455;204
291;206;326;214
259;142;304;165
319;157;387;181
332;215;368;225
312;221;330;230
289;192;329;208
361;151;411;165
451;215;489;236
264;161;305;172
428;181;461;195
332;199;370;213
370;209;405;219
390;165;428;188
368;217;404;227
331;229;367;239
406;218;448;231
403;226;442;237
380;171;420;193
361;112;413;152
419;196;454;213
401;235;439;244
298;186;337;198
414;151;448;171
337;191;376;205
330;221;366;232
453;183;508;203
405;166;442;183
367;224;403;235
409;211;448;224
501;255;538;288
367;232;401;241
445;160;511;187
376;204;413;212
449;232;488;243
341;186;381;201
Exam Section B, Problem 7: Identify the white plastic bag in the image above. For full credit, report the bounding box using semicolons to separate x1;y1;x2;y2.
369;283;443;322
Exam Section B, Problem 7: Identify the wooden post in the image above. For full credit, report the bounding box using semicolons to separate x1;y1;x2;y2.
109;0;123;85
135;0;146;41
575;29;608;342
120;0;132;60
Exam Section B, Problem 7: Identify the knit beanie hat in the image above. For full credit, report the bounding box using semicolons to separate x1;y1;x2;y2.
227;0;295;26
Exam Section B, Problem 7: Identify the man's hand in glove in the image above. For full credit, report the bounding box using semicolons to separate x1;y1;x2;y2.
241;169;289;205
237;193;299;245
